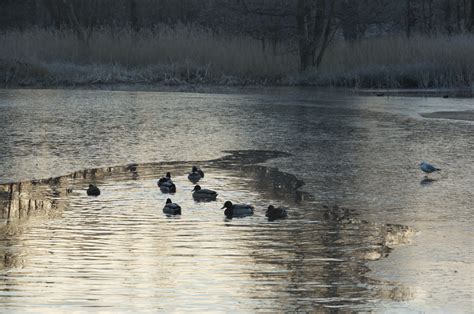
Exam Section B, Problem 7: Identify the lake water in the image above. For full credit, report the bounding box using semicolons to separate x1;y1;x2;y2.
0;88;472;312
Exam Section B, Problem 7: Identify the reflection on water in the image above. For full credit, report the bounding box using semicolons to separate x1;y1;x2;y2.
419;177;438;186
0;151;414;312
0;179;66;220
0;88;472;311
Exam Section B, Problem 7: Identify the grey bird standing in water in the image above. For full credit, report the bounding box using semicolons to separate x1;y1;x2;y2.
419;161;441;176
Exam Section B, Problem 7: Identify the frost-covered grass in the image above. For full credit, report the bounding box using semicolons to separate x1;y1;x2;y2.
0;26;295;82
0;26;473;89
315;34;474;88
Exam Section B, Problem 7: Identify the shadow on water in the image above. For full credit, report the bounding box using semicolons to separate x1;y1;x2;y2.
0;150;415;311
420;177;438;186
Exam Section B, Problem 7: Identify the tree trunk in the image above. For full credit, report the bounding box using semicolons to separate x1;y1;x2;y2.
271;38;278;56
341;0;360;41
130;0;139;32
312;0;326;51
428;0;433;32
42;0;65;29
405;0;412;37
62;0;87;43
299;46;313;72
421;0;427;33
456;0;461;32
315;0;335;68
443;0;453;34
470;0;474;32
464;0;470;31
296;0;334;72
42;0;87;43
296;0;312;72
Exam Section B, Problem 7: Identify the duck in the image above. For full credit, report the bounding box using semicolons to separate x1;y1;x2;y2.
192;185;217;201
265;205;288;221
157;172;172;187
86;184;100;196
158;172;176;193
188;166;205;183
163;198;181;215
160;181;176;193
221;201;254;219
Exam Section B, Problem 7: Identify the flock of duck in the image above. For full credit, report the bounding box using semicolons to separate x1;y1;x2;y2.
85;161;440;221
87;166;288;221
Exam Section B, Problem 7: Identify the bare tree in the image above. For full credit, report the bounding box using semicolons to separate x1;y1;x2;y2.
420;0;434;33
220;0;336;71
338;0;393;41
42;0;87;43
296;0;336;71
466;0;474;31
129;0;139;32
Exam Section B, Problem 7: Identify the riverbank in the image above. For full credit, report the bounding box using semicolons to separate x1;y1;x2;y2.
1;77;472;101
1;58;473;95
1;28;473;91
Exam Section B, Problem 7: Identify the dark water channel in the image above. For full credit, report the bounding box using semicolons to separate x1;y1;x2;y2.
0;88;472;312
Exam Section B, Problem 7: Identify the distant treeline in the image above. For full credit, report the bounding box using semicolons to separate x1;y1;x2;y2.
1;0;473;71
2;0;473;35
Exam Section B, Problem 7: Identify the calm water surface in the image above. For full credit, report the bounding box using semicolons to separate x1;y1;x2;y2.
0;88;472;312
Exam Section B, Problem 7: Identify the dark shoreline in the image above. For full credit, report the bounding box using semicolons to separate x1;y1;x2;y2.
1;82;472;99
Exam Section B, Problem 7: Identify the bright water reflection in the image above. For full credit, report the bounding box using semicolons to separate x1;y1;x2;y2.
0;88;472;312
0;152;413;312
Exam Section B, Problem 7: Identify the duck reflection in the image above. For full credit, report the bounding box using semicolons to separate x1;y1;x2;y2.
0;150;415;311
229;164;308;204
229;158;415;309
247;205;415;310
0;224;28;271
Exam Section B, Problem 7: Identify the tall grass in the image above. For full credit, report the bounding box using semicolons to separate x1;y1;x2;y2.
316;34;474;88
0;26;296;80
0;25;473;88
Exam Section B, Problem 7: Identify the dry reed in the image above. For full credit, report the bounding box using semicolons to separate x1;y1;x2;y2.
0;26;472;88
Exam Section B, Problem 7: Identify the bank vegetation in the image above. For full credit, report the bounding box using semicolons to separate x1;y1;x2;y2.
1;0;473;90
